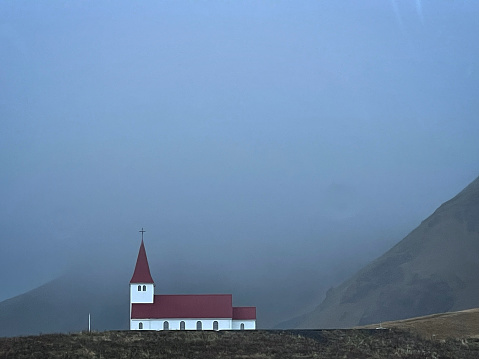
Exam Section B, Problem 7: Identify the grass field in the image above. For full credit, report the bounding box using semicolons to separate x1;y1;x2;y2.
1;329;479;359
357;308;479;340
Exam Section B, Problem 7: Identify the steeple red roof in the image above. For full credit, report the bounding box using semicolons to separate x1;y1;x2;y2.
130;240;154;284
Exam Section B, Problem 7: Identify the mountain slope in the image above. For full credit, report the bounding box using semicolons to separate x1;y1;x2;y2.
294;175;479;329
0;274;129;337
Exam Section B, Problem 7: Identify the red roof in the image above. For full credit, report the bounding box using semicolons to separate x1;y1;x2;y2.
130;240;154;284
232;306;256;320
131;294;234;319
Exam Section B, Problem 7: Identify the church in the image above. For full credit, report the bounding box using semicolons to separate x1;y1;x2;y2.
129;235;257;331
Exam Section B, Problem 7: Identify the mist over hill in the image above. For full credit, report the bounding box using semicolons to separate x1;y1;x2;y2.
2;176;478;337
285;176;479;329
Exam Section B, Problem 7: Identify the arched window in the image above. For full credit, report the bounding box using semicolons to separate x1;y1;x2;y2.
213;321;219;331
240;323;245;330
139;322;143;330
196;321;202;330
138;285;141;291
143;285;146;291
163;321;169;330
180;321;185;330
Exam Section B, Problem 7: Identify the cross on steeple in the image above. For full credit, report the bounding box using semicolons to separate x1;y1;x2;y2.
139;228;146;241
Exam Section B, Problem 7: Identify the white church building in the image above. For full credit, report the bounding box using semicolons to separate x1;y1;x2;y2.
129;238;256;331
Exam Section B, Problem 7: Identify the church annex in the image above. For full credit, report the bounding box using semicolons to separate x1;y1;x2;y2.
129;236;256;331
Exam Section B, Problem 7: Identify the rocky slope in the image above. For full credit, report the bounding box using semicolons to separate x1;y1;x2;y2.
294;175;479;328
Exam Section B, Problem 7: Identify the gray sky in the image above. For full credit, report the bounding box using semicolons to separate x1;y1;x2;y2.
1;1;478;323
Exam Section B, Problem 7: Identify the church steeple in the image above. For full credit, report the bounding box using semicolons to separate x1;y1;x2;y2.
130;233;155;307
130;239;154;284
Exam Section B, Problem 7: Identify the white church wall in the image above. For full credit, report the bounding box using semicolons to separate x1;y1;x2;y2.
131;319;151;330
130;319;233;331
232;320;256;330
130;283;154;303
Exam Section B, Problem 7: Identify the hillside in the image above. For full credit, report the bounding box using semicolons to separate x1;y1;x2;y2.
291;175;479;329
357;308;479;340
1;330;479;359
0;274;129;337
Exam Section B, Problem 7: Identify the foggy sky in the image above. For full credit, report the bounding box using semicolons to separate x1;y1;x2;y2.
1;1;478;324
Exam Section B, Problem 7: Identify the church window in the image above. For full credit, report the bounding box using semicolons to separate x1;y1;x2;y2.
196;321;202;330
180;321;185;330
138;285;141;291
139;322;143;330
163;321;169;330
240;323;245;330
143;285;146;291
213;321;219;331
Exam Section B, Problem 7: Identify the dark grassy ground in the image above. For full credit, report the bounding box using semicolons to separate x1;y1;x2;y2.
1;329;478;359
